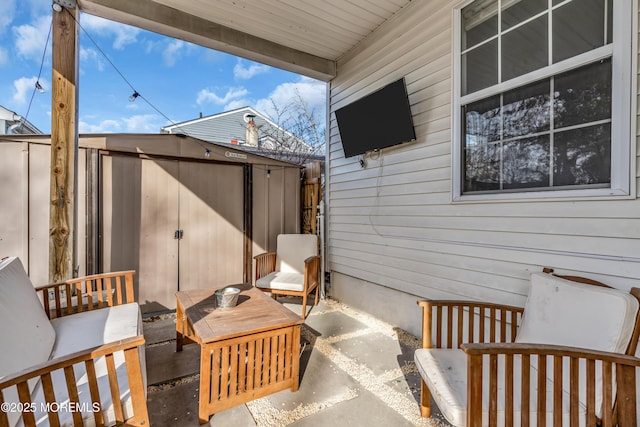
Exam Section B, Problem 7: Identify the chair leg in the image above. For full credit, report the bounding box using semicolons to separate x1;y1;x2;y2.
314;285;319;305
420;378;431;417
301;292;308;318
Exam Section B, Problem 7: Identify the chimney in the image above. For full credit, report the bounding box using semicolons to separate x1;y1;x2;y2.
245;114;258;147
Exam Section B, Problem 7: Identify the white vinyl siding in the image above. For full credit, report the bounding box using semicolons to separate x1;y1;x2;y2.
327;0;639;310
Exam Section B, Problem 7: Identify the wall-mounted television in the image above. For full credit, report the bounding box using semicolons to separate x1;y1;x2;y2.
335;78;416;158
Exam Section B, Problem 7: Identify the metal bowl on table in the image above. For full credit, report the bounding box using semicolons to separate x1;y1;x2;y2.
214;287;241;309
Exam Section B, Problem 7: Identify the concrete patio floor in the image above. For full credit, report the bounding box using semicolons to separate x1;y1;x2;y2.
142;296;451;427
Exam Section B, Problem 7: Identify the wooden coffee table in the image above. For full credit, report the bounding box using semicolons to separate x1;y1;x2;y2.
175;284;304;424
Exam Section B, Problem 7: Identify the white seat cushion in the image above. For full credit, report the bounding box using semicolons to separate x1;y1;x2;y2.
414;348;587;427
256;271;304;292
50;303;142;358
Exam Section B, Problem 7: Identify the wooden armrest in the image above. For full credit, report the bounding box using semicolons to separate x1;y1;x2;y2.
303;255;321;290
0;335;148;427
460;342;640;427
417;299;524;349
254;252;276;281
34;271;136;319
461;342;640;362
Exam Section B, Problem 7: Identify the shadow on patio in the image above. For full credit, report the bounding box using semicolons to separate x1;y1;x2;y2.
143;297;451;426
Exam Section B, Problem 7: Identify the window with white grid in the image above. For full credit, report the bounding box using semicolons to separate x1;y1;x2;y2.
452;0;634;200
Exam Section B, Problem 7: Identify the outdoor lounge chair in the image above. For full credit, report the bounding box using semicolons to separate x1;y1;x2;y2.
0;257;149;427
254;234;320;318
414;269;640;426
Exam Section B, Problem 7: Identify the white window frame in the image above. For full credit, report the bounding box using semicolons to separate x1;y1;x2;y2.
452;0;637;202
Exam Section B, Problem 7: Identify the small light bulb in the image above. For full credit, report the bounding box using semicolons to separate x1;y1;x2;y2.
204;149;211;158
129;91;140;102
35;81;45;93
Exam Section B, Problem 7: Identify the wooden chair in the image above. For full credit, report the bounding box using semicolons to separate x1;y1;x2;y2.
0;257;149;427
254;234;320;318
414;269;640;426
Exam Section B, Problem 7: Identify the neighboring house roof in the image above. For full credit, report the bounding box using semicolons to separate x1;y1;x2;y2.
0;106;42;135
160;106;312;153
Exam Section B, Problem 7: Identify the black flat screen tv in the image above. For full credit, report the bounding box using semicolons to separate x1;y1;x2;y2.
335;78;416;158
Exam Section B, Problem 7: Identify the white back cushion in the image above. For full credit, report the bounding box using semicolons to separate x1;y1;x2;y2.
276;234;317;274
516;272;639;419
0;257;55;378
0;257;56;427
516;273;638;353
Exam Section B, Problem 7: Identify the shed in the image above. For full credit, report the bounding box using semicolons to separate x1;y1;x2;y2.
0;133;301;313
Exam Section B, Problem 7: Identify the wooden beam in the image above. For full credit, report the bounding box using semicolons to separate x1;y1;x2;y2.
50;4;79;282
77;0;336;81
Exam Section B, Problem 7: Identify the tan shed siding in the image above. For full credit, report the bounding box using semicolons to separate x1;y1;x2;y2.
327;0;640;307
0;143;28;264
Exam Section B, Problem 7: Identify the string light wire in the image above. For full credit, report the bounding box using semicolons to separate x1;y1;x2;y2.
22;17;53;130
63;8;211;152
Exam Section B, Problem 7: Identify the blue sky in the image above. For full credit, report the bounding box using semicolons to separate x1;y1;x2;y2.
0;0;327;135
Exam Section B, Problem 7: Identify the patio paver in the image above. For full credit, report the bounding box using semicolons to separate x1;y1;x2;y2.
144;298;450;426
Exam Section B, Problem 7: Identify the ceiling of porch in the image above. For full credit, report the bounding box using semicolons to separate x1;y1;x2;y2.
76;0;413;82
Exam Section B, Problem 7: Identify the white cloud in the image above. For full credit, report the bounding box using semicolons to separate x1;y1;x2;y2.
80;14;140;50
14;15;51;61
224;99;252;111
79;113;161;133
233;60;270;80
12;76;48;105
0;0;15;33
80;47;104;71
162;40;184;67
0;47;8;67
79;119;121;133
122;114;162;132
196;87;249;106
256;77;326;123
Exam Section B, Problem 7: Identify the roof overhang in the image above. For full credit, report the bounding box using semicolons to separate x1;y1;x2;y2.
76;0;414;82
77;0;337;81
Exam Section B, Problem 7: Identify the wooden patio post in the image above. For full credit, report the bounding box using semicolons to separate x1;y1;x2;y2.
50;0;79;282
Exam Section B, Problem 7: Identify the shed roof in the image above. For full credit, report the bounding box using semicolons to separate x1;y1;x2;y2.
9;133;302;168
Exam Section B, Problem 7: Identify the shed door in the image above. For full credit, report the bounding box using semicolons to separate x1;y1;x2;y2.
178;161;244;291
101;155;180;312
101;154;245;313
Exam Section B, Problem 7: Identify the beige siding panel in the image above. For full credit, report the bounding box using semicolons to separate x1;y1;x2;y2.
101;154;142;278
0;143;27;265
30;144;88;285
0;142;86;285
327;0;640;307
28;143;48;283
252;166;272;256
178;162;244;291
251;165;301;283
76;148;87;278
